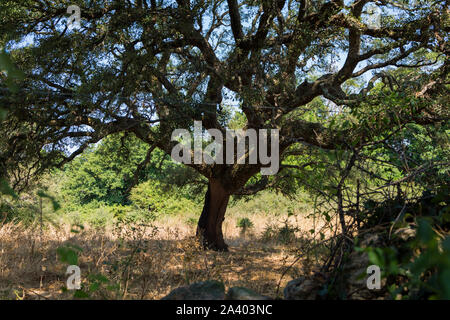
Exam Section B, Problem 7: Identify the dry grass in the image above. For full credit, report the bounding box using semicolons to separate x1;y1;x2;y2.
0;212;331;300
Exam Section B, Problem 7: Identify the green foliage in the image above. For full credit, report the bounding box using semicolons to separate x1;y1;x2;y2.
0;49;24;198
0;2;447;302
0;49;24;93
61;134;149;206
64;205;113;229
59;133;202;216
129;180;199;217
68;273;120;300
227;110;247;130
0;186;62;226
230;191;310;216
57;244;82;265
408;220;450;300
109;204;156;225
236;217;253;237
37;190;61;211
0;179;17;199
262;215;299;245
361;218;450;300
237;217;253;230
0;200;35;225
58;242;121;299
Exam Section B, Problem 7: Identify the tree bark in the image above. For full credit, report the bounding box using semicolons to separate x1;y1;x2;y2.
196;179;230;251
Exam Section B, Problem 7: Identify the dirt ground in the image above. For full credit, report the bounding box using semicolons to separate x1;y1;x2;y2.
0;214;330;300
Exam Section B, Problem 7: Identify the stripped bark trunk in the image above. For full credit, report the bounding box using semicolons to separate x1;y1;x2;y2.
196;179;230;251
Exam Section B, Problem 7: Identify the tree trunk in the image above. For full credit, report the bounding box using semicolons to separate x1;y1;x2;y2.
196;179;230;251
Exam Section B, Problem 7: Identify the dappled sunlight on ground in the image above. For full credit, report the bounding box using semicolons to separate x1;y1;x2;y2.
0;213;331;300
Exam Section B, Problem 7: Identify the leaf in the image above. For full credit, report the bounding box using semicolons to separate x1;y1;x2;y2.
442;237;450;253
89;282;100;292
0;50;25;80
0;108;7;121
439;269;450;299
416;219;435;245
0;50;24;94
367;250;381;266
73;290;89;299
367;247;385;267
89;274;109;283
56;246;80;265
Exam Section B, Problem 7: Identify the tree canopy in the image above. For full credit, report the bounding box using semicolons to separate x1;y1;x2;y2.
0;0;448;249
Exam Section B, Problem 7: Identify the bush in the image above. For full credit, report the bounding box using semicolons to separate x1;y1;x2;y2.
361;219;450;300
237;217;254;237
261;221;298;245
0;191;60;227
0;200;36;225
229;190;312;218
63;205;113;229
109;204;155;224
129;180;199;216
237;217;254;229
277;224;298;244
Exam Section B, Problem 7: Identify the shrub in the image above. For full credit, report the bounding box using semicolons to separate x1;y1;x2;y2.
237;217;254;229
261;220;298;244
277;224;298;244
129;180;199;216
237;217;254;237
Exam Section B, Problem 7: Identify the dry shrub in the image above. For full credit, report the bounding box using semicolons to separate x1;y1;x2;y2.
0;210;331;300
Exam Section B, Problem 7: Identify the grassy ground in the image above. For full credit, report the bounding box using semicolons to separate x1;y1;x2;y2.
0;208;332;300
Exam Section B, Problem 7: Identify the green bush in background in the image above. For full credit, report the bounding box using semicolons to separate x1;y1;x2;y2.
237;217;254;237
129;180;199;217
